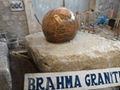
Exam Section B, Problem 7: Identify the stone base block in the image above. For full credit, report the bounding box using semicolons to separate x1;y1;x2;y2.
26;32;120;72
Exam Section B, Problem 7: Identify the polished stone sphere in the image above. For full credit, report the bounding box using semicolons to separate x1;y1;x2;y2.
42;7;77;43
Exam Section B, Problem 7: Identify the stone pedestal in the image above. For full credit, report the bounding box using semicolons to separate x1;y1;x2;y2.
26;32;120;72
0;42;12;90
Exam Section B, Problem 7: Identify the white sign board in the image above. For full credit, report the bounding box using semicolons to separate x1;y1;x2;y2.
10;1;24;11
24;68;120;90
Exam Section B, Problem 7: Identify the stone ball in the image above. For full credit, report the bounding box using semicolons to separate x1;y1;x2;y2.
42;7;77;43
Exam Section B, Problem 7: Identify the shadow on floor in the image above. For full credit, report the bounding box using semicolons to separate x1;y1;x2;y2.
9;52;39;90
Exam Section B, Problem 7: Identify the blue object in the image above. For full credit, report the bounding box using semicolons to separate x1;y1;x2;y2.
98;16;107;25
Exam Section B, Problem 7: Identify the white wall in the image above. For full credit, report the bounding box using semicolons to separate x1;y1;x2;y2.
32;0;63;23
65;0;89;12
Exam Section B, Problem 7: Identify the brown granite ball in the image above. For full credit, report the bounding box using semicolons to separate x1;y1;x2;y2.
42;7;77;43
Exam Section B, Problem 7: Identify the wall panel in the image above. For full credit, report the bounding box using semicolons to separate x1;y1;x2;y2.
32;0;63;22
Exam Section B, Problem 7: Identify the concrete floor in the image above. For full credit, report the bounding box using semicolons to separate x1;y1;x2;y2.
80;26;120;41
95;26;120;41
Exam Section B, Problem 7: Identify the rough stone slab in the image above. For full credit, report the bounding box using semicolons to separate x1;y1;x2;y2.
26;32;120;72
0;42;12;90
